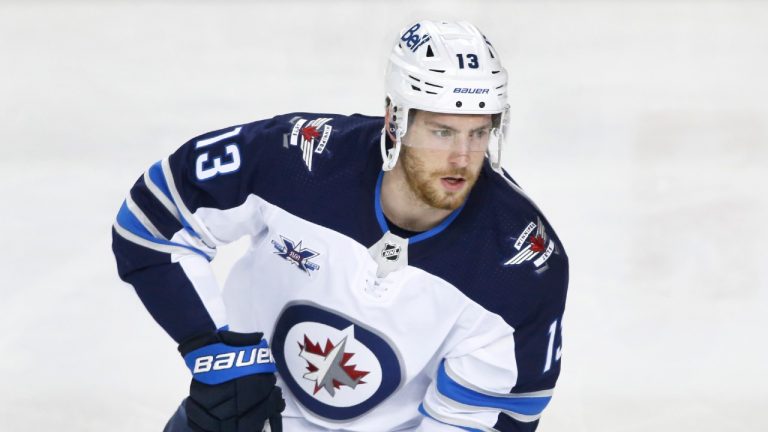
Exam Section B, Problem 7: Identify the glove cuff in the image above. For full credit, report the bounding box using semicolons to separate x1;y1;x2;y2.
180;331;276;385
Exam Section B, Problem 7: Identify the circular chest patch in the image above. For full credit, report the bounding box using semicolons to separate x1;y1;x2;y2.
271;303;403;420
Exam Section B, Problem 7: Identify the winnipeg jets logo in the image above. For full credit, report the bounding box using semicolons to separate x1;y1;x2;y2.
272;303;403;419
298;334;369;397
287;117;334;171
505;218;555;268
272;235;320;275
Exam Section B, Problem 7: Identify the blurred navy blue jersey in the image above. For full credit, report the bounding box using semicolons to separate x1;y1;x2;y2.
112;113;569;431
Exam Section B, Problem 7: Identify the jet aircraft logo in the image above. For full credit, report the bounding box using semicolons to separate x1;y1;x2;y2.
298;334;369;397
271;303;403;420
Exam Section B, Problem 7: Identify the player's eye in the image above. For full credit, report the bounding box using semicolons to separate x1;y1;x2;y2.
432;129;453;138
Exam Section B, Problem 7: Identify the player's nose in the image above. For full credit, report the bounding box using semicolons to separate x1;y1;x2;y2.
448;150;470;167
448;139;471;166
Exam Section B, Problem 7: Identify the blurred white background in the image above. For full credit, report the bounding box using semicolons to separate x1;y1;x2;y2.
1;0;766;431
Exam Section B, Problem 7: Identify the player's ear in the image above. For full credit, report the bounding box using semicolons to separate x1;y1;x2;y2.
384;106;397;142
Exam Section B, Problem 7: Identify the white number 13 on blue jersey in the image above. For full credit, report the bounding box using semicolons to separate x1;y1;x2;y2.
195;127;242;181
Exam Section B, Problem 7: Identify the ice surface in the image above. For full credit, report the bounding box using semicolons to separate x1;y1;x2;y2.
1;1;766;431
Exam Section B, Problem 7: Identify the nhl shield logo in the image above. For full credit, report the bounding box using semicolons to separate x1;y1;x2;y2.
381;242;401;262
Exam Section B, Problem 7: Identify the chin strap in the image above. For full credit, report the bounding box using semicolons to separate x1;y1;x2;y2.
380;128;402;172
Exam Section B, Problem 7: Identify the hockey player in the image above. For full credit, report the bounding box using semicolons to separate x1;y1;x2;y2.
112;20;569;432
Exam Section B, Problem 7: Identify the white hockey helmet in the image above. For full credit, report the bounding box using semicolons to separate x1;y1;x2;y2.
382;20;510;171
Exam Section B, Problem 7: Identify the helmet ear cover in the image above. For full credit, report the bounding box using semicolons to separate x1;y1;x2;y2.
381;98;404;172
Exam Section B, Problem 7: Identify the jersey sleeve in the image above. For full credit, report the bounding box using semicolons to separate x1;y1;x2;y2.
419;251;569;431
111;120;279;343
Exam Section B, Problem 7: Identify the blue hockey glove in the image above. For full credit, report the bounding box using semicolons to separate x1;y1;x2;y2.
179;331;285;432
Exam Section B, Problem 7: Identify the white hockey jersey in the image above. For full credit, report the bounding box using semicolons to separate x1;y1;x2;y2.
112;113;569;431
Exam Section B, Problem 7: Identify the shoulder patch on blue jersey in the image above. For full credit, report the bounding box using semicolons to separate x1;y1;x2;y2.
504;217;557;271
284;116;334;172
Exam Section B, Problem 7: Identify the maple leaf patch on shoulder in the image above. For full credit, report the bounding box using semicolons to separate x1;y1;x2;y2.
505;217;556;269
286;117;334;172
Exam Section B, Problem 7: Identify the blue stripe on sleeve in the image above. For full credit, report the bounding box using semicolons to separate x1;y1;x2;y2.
418;404;484;432
148;160;202;240
116;200;156;239
148;161;175;202
116;201;211;261
436;361;551;416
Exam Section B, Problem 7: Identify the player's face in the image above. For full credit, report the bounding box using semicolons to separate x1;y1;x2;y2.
400;111;491;210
